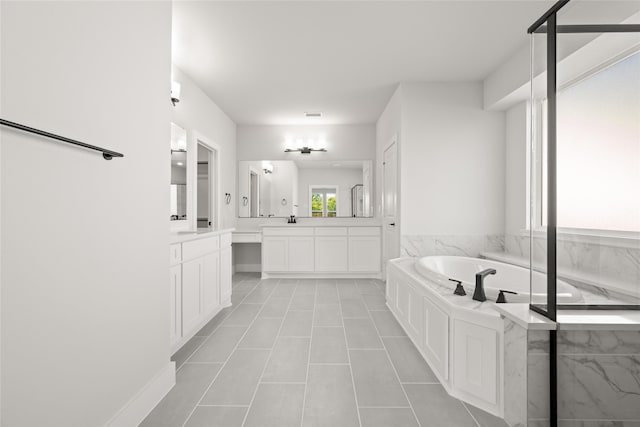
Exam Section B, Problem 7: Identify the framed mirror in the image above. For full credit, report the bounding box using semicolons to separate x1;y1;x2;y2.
170;123;187;222
238;160;373;218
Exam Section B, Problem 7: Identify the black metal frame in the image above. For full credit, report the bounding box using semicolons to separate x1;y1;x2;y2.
0;118;124;160
527;2;640;426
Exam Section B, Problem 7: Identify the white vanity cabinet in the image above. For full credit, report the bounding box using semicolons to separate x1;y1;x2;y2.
169;230;233;353
261;226;381;278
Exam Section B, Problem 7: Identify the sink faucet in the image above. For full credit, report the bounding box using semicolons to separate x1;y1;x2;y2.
473;268;496;302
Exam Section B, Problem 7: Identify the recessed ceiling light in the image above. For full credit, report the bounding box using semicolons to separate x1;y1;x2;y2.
177;162;183;166
304;112;322;118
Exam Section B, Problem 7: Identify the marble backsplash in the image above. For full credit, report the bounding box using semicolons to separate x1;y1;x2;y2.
401;234;504;258
504;233;640;300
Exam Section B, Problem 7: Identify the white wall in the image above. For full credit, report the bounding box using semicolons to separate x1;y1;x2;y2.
1;2;172;426
400;83;506;236
505;101;529;236
298;168;363;217
171;66;237;230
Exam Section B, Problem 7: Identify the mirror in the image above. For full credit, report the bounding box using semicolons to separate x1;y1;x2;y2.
197;144;214;228
170;123;187;221
238;160;373;218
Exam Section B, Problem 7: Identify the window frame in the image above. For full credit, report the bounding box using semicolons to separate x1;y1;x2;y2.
309;185;338;217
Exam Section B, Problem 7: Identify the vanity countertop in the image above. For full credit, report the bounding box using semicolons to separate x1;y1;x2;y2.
260;221;382;228
170;228;235;244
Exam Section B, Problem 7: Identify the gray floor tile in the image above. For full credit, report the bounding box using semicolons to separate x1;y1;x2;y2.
370;310;407;337
464;402;509;427
338;283;361;299
303;364;359;427
344;318;383;349
357;281;384;295
359;408;419;427
263;337;310;382
189;326;247;363
383;337;438;383
404;384;478;427
140;363;222;427
243;287;275;303
238;318;283;349
184;406;248;427
280;310;313;337
172;335;206;370
201;349;270;405
295;280;317;295
196;306;234;336
314;304;343;326
341;298;369;318
289;292;315;310
316;284;340;304
349;349;409;407
231;290;249;305
310;327;349;364
363;294;388;310
244;383;305;427
259;297;290;318
222;303;262;326
271;282;297;297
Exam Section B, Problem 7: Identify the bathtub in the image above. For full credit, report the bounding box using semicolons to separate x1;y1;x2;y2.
414;256;583;304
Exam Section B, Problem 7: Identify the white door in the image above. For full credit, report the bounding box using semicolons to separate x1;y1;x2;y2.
182;258;203;334
383;140;399;274
220;247;232;303
202;252;219;314
262;236;289;272
288;236;315;272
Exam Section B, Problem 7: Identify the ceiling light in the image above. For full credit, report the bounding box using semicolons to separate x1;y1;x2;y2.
284;136;328;154
177;162;184;166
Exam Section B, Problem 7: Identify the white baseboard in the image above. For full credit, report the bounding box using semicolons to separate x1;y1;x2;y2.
235;263;261;273
105;361;175;427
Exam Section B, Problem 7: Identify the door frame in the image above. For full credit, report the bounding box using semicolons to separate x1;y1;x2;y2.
382;135;399;276
189;131;221;231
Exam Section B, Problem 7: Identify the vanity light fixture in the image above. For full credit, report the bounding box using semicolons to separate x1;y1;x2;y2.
171;80;181;106
263;163;274;174
284;137;327;154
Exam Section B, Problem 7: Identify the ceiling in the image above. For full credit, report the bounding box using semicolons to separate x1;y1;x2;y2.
171;1;636;126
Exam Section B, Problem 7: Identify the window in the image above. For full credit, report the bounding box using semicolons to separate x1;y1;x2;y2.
311;187;337;217
535;51;640;233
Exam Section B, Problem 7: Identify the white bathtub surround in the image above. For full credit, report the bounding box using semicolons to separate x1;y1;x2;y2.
387;258;505;417
504;233;640;300
401;234;504;258
415;256;583;304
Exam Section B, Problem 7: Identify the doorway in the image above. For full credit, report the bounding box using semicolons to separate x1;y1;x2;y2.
383;138;399;274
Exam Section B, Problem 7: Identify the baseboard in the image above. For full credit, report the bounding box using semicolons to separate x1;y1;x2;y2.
105;361;175;427
235;263;261;273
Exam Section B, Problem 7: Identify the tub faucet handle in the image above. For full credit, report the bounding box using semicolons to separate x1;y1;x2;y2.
449;279;466;296
496;289;518;304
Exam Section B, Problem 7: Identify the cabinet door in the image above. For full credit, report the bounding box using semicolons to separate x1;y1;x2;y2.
262;236;288;272
453;320;498;406
288;236;314;272
396;281;422;344
202;252;219;315
348;236;381;272
423;297;449;380
182;258;203;334
169;264;182;347
220;247;232;303
315;236;348;272
386;276;398;308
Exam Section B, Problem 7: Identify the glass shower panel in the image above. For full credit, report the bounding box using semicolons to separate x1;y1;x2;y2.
529;28;550;310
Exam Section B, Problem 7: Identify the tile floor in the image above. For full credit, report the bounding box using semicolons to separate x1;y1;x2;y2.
141;273;508;427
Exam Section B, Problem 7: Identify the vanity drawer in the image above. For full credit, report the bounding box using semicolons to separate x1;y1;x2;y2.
220;232;232;248
182;236;219;260
232;232;262;243
169;244;182;265
315;227;347;236
348;227;381;236
263;227;314;236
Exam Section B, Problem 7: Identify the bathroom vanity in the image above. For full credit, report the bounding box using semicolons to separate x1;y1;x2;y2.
169;229;233;353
